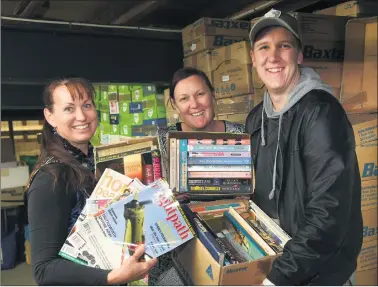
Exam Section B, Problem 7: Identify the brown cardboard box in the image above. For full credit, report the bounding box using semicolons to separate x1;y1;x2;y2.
302;61;343;88
213;63;253;99
356;145;377;182
357;238;377;272
355;268;378;285
182;18;250;45
211;41;251;71
361;180;378;211
341;17;378;112
183;50;213;73
173;237;276;285
363;208;378;243
315;1;378;17
302;40;346;62
217;113;249;125
349;115;377;146
216;94;253;115
183;35;247;57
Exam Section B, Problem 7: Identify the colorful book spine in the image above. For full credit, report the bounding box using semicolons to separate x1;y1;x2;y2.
179;140;188;192
188;178;251;186
189;151;251;157
188;139;251;145
187;157;251;165
188;185;252;193
151;150;162;181
187;145;250;152
188;171;252;179
187;165;251;172
169;138;177;190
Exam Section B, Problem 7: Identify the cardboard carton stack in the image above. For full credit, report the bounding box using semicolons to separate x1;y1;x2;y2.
251;13;351;101
315;0;378;17
342;17;378;286
95;84;167;144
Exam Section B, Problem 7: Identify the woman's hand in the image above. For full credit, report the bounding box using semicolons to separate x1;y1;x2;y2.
107;244;158;285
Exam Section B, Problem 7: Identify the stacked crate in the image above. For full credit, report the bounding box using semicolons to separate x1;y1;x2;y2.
94;84;167;144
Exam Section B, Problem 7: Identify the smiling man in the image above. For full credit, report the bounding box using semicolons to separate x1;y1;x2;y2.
245;9;363;286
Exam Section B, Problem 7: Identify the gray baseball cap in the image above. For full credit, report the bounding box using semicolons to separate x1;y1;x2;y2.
249;9;301;47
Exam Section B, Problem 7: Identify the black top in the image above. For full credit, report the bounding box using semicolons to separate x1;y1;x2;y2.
27;163;110;285
27;163;109;285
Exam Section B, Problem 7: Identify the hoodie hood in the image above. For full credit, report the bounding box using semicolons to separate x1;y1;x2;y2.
260;67;334;200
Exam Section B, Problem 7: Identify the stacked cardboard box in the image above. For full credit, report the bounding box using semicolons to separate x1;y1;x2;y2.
251;13;351;101
348;113;378;286
341;17;377;113
315;0;378;17
94;84;167;144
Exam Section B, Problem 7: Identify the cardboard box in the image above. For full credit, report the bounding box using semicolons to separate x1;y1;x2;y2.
356;145;377;182
341;17;378;112
143;106;166;121
361;180;378;211
211;41;251;71
216;113;249;125
131;113;144;126
98;102;109;112
143;118;167;127
131;85;157;101
216;94;253;115
119;101;129;115
355;268;378;285
109;124;120;136
183;35;247;57
357;238;377;272
119;114;133;125
109;114;120;125
213;63;253;99
302;40;346;62
349;115;378;146
183;50;213;72
142;95;165;109
99;123;111;135
182;18;250;45
1;165;29;190
1;186;24;208
173;237;276;285
119;124;132;137
129;102;143;114
302;61;343;88
315;1;378;17
99;85;109;103
100;112;109;123
363;208;378;243
166;110;181;126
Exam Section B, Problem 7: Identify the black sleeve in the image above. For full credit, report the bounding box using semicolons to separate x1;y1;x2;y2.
27;166;110;286
266;100;362;285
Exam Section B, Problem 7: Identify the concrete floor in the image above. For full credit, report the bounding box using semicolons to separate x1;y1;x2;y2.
1;262;36;286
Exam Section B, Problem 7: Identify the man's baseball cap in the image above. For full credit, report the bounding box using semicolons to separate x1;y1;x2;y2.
249;9;301;47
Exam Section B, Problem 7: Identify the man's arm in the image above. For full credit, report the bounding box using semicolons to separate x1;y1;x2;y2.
267;101;362;285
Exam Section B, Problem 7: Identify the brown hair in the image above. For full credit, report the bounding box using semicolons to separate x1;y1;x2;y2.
30;78;96;192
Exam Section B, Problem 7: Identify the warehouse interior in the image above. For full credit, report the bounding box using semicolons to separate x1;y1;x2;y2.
1;0;377;285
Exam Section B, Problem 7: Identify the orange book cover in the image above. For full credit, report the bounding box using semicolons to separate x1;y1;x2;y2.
123;153;143;181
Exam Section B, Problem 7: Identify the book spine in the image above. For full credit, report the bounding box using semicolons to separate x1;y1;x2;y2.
187;157;251;165
188;178;251;186
179;139;188;192
189;151;251;157
221;229;254;262
169;138;177;190
189;202;246;214
187;145;250;152
151;150;162;181
188;165;251;172
188;139;251;145
188;171;252;179
176;139;180;191
98;146;152;162
188;185;252;193
181;205;225;266
216;232;246;264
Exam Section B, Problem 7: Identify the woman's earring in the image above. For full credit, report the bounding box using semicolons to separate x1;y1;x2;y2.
52;127;57;134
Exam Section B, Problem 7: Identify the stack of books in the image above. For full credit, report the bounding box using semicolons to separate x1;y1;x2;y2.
167;132;253;200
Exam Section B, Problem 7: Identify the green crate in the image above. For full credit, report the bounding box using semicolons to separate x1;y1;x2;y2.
131;113;144;126
119;124;132;137
143;106;166;120
99;123;111;134
109;124;120;135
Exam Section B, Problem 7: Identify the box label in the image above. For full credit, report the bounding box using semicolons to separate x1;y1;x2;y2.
206;264;214;280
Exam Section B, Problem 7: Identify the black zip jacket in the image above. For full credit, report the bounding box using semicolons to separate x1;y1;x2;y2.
246;90;363;285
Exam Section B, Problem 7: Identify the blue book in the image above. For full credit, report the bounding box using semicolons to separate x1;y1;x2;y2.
179;139;188;192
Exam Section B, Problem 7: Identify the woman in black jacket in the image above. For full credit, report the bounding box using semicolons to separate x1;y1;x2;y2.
26;78;157;285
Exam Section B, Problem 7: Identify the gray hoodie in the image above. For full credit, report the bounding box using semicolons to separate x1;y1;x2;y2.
261;67;334;200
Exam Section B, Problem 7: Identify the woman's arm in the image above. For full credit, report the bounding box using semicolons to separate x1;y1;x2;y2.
28;167;110;285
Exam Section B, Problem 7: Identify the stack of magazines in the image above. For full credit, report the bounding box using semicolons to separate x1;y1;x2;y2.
58;168;195;283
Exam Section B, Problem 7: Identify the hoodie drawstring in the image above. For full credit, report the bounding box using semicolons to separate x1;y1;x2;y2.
268;114;283;200
261;107;266;146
